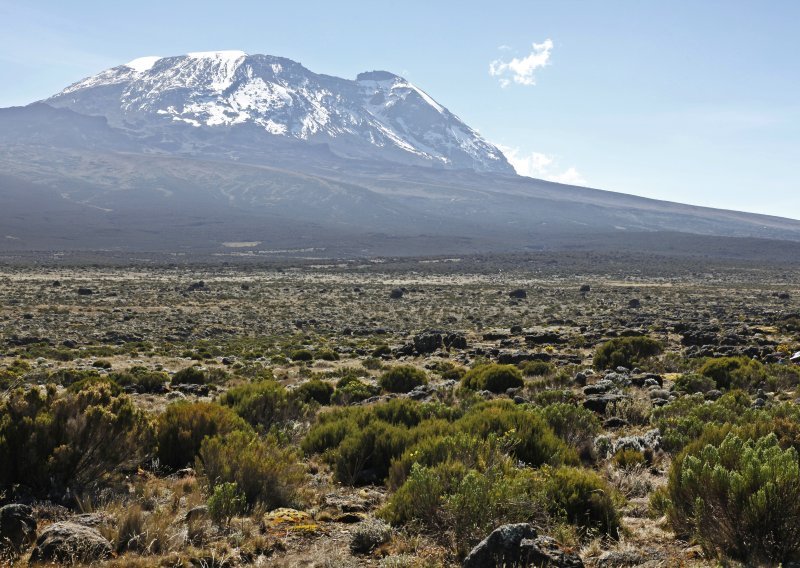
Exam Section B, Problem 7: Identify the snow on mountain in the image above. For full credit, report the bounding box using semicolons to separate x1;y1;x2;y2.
46;52;513;173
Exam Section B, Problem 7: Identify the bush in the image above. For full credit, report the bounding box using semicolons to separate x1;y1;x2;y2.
652;391;752;452
593;336;662;370
0;383;152;497
290;349;313;362
295;379;334;405
387;433;503;490
673;373;716;394
350;517;392;554
316;349;340;361
207;482;246;527
545;467;620;537
521;361;555;377
47;368;101;387
332;377;380;404
219;380;302;431
379;365;428;394
382;461;547;558
612;448;647;470
334;421;413;484
111;366;168;393
199;430;305;509
541;403;601;458
666;433;800;564
461;364;523;393
698;356;766;390
456;401;576;467
171;366;208;385
156;402;249;470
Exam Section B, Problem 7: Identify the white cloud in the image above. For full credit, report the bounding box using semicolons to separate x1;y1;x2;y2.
489;39;553;87
498;145;587;186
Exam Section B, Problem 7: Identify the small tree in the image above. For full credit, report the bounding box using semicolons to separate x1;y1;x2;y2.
207;482;246;527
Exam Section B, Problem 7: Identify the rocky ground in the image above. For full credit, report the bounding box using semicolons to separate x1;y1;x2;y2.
1;253;798;567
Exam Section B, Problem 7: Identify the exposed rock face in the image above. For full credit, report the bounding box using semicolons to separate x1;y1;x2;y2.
463;523;583;568
0;504;37;552
28;521;112;564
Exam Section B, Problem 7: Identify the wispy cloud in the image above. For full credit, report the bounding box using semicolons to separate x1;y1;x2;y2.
498;145;587;186
489;39;553;88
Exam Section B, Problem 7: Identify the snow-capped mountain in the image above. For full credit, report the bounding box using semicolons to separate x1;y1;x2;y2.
45;51;513;173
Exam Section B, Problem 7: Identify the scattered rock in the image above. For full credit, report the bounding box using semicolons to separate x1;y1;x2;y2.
463;523;583;568
29;521;112;564
0;503;37;552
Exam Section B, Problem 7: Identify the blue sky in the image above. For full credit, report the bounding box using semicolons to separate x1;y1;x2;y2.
1;0;798;218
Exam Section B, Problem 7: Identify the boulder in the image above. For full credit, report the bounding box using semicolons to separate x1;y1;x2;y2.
0;503;37;552
463;523;583;568
389;288;404;299
29;521;112;564
508;289;527;299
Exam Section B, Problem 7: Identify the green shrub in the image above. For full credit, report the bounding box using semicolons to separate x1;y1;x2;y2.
371;344;392;358
295;379;334;405
456;401;576;467
593;336;662;370
673;373;716;394
461;364;523;393
698;356;766;390
290;349;313;362
199;430;305;509
666;433;800;564
111;366;168;393
219;380;302;431
156;402;249;470
521;361;555;377
316;349;340;361
66;375;122;395
334;421;413;484
387;433;503;490
545;466;620;537
171;366;208;385
379;365;428;393
47;368;101;387
0;383;152;496
652;391;752;452
207;482;246;526
381;461;546;558
612;448;647;470
541;403;601;457
332;378;380;404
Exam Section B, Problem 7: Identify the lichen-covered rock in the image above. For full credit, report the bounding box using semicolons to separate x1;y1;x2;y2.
29;521;112;564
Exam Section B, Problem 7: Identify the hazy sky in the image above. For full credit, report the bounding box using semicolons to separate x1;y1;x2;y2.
1;0;798;218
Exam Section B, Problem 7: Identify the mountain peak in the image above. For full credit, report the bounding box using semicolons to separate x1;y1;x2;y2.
124;56;162;72
45;51;513;173
356;70;401;82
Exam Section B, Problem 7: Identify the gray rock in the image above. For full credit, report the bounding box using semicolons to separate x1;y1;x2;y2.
0;503;37;552
463;523;583;568
29;521;112;564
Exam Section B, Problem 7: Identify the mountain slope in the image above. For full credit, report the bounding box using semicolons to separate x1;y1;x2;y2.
0;51;799;257
46;51;511;173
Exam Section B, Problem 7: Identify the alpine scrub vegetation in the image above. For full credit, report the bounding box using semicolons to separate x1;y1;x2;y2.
460;363;523;393
593;336;662;370
666;433;800;564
